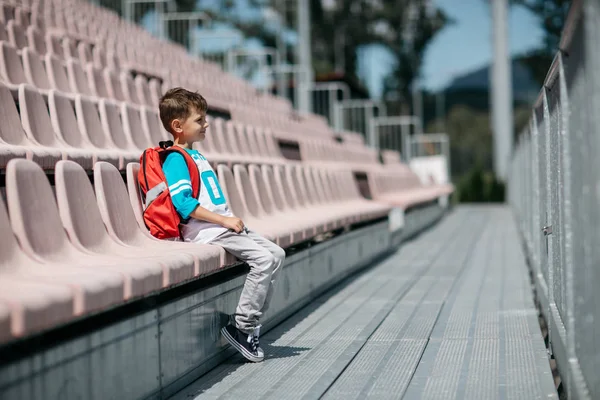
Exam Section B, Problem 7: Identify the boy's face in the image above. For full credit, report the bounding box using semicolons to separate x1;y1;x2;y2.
174;107;209;144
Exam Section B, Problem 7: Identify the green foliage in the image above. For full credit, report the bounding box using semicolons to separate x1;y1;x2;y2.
454;163;505;203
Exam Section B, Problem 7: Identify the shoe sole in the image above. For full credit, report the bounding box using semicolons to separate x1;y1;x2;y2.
221;327;264;363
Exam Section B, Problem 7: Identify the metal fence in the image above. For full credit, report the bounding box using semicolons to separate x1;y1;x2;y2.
507;1;598;398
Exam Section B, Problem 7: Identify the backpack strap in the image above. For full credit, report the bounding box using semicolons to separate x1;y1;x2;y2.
163;145;201;199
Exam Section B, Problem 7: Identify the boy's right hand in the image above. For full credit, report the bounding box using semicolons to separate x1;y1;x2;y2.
221;216;245;233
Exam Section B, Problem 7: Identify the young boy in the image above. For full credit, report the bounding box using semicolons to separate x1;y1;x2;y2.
159;87;285;363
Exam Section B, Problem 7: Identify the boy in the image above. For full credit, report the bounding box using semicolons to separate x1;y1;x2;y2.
159;87;285;363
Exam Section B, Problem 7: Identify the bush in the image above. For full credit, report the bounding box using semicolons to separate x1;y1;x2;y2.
455;163;505;203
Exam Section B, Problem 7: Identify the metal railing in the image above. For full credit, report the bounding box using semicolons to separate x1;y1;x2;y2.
507;1;597;398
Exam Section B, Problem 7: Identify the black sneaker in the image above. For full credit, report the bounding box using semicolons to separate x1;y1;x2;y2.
221;324;264;362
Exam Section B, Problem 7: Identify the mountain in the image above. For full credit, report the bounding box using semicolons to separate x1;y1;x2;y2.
446;58;540;104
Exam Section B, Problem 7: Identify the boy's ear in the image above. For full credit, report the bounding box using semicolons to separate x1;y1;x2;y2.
170;118;182;133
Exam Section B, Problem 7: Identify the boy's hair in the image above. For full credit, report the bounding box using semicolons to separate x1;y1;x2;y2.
159;87;208;133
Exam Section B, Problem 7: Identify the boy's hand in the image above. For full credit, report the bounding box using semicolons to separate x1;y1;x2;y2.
221;216;245;233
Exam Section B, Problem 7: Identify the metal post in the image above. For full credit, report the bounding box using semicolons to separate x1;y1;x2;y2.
296;0;312;112
491;0;513;181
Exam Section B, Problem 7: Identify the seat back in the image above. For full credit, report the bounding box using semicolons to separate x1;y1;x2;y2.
7;20;26;50
0;41;27;85
217;164;248;219
248;164;275;215
224;121;241;154
0;187;26;269
22;47;50;90
0;83;28;146
45;53;71;92
135;75;152;107
6;159;74;262
104;69;125;101
49;90;87;148
93;161;145;244
45;34;65;60
121;103;152;150
261;165;286;213
55;160;111;251
66;58;92;96
140;106;168;144
99;99;136;150
76;95;114;149
233;164;262;218
125;162;152;233
25;28;45;55
19;84;62;147
86;63;109;98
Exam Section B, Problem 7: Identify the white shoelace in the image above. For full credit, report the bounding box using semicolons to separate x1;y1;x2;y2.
246;325;262;352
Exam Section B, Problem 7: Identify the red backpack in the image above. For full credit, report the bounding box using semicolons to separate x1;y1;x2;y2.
138;141;200;240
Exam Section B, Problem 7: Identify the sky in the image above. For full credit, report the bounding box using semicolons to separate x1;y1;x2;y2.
358;0;546;97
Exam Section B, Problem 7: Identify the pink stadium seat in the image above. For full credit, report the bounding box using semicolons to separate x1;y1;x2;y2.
14;6;30;27
95;161;226;276
0;82;60;168
3;159;125;315
0;41;27;88
120;102;153;150
54;160;195;287
148;77;161;106
22;46;51;90
135;74;152;107
45;52;71;92
120;70;140;104
85;62;109;98
7;20;27;50
0;279;73;339
77;41;92;65
103;68;125;101
92;46;106;69
26;25;46;54
140;106;169;144
66;58;92;95
45;33;65;60
0;3;14;24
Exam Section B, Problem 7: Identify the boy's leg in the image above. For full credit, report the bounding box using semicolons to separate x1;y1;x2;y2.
245;230;285;314
210;230;279;333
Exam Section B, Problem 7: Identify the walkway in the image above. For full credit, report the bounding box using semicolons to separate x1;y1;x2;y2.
172;206;558;400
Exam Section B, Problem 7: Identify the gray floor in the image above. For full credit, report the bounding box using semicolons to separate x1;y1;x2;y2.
172;206;558;400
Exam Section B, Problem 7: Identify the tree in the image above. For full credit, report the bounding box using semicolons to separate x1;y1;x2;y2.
511;0;571;54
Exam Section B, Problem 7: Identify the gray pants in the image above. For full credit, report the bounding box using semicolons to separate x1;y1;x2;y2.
210;229;285;333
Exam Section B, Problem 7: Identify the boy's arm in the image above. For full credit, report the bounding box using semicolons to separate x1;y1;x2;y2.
162;153;245;233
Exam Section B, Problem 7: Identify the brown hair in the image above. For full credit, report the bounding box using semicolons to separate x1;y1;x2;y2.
159;87;208;133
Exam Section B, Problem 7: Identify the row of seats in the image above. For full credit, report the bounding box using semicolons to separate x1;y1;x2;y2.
368;167;453;209
1;40;161;107
0;156;390;342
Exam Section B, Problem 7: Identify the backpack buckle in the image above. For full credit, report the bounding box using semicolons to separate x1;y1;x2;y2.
159;140;174;149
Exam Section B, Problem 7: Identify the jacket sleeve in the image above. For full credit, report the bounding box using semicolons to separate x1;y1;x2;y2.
162;152;200;219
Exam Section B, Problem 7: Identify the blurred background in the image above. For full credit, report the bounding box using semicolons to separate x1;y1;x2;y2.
93;0;570;203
